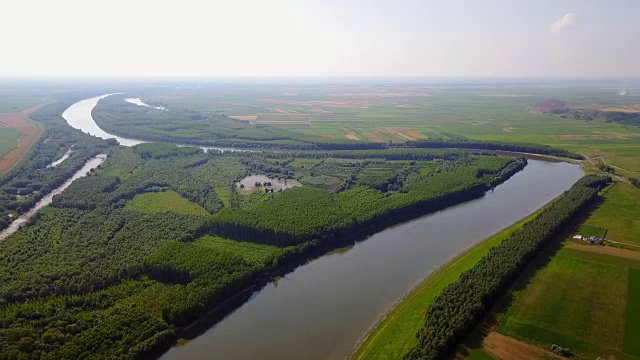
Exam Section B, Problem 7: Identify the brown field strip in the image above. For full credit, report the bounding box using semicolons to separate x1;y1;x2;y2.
0;104;45;174
229;115;258;121
566;242;640;261
483;332;561;360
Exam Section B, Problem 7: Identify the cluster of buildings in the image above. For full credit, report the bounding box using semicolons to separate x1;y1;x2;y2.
572;234;604;245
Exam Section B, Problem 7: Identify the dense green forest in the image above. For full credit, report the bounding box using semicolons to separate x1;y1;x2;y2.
0;100;110;231
0;139;528;359
403;175;610;360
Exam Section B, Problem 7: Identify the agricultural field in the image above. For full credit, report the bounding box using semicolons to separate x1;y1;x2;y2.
0;127;19;159
579;183;640;246
141;82;640;177
0;104;44;174
496;246;640;359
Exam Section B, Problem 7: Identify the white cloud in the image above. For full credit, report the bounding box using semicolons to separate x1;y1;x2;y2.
550;13;577;33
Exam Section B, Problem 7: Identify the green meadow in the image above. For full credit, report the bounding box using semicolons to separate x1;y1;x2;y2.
0;127;19;159
126;190;209;216
498;247;640;359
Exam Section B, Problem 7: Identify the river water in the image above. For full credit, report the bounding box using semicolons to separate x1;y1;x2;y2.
0;154;107;242
160;159;583;360
61;94;242;152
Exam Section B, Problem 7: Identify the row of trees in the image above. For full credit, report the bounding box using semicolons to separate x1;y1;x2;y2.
404;139;583;159
404;175;609;360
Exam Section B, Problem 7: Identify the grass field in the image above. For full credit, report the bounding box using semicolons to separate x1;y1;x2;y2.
352;210;541;360
575;224;607;238
498;247;640;359
189;235;285;266
0;127;19;159
625;268;640;356
580;183;640;245
125;190;209;216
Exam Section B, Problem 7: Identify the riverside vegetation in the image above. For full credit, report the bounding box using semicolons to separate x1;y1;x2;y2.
1;134;533;359
404;175;610;360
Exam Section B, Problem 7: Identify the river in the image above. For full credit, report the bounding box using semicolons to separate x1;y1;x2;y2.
0;154;107;242
61;94;243;152
160;159;583;360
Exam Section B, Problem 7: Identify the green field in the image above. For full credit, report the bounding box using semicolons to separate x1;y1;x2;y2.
126;190;209;216
625;269;640;356
144;84;640;178
576;224;607;238
498;247;640;359
0;127;19;159
580;183;640;245
353;210;540;360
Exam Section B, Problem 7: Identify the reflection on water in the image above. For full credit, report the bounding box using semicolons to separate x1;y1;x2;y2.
125;97;169;111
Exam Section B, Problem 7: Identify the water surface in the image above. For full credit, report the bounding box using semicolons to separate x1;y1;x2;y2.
161;159;583;360
62;94;244;152
125;98;169;111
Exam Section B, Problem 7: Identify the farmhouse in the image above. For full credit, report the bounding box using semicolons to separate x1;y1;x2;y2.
573;234;604;245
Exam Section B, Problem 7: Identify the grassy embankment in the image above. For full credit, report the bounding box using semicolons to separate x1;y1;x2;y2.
352;210;541;360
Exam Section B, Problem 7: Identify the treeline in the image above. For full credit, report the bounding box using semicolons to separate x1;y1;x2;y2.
403;139;583;159
604;111;640;127
404;175;609;360
595;160;615;174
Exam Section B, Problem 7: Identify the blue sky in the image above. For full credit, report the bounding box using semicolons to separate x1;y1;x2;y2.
1;0;638;77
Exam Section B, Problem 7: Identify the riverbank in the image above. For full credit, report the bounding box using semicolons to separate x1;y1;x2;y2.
350;209;542;360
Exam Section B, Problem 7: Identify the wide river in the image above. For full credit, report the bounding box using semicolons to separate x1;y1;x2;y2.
161;160;583;360
60;95;584;360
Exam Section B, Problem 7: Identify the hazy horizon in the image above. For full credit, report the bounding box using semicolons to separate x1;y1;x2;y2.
2;0;639;78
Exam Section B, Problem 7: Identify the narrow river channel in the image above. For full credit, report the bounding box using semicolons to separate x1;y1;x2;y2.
160;160;583;360
0;154;107;242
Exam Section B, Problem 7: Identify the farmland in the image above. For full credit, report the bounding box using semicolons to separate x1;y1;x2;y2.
140;82;640;177
0;127;19;159
577;182;640;246
497;246;640;359
0;104;44;174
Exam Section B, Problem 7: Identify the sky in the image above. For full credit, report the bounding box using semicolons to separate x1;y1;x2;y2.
1;0;639;77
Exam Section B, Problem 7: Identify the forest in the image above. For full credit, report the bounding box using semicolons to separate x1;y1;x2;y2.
0;100;110;231
0;140;528;359
403;175;610;360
